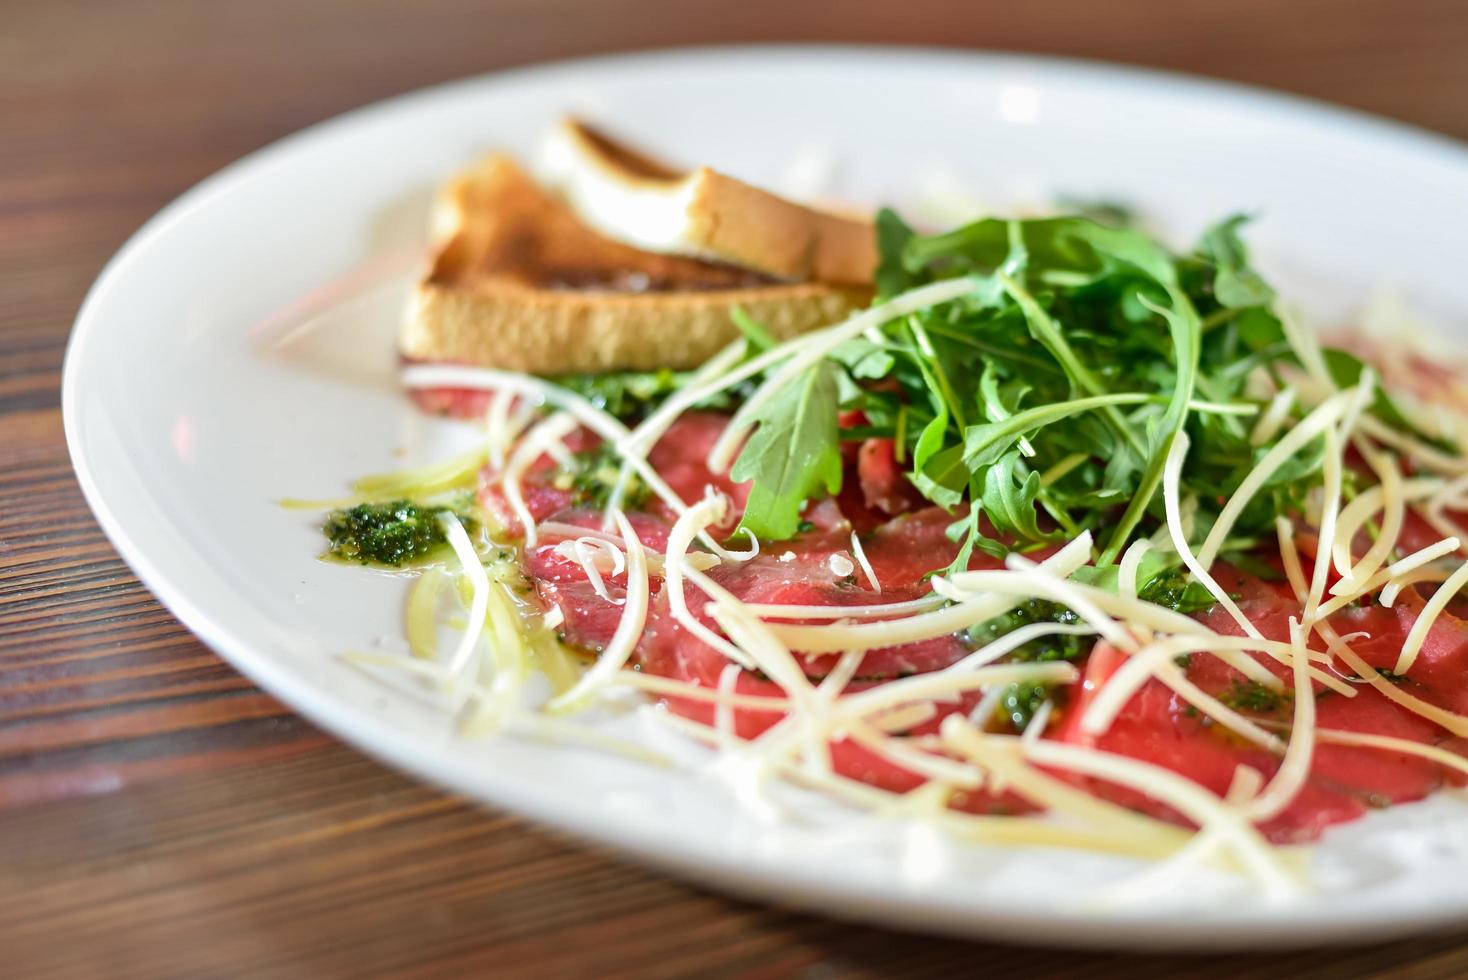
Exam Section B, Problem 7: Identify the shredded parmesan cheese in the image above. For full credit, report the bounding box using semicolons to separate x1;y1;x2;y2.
1197;387;1357;571
1240;618;1317;821
375;275;1468;900
503;413;579;547
1395;559;1468;675
1250;387;1297;446
439;513;490;678
850;531;881;592
1163;432;1263;639
547;511;649;712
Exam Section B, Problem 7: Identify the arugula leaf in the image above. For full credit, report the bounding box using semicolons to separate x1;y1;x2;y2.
1322;347;1454;451
963;393;1153;469
730;362;844;539
978;454;1047;543
1098;285;1202;564
1196;214;1275;309
830;338;896;380
1054;196;1138;228
912;417;967;507
553;369;691;421
730;305;778;352
875;208;918;299
705;206;1337;562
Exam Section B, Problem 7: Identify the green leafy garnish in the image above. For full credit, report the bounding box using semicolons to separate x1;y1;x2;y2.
731;304;779;352
1320;347;1452;451
731;362;844;539
322;500;465;567
551;369;688;421
551;444;652;510
1137;570;1217;615
1217;680;1292;715
730;207;1318;566
1196;214;1275;309
553;207;1420;575
969;599;1089;732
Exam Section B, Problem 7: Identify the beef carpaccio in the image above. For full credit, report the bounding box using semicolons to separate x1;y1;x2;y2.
431;402;1468;845
341;203;1468;891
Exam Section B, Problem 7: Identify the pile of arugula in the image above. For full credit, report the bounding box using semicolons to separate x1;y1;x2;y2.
551;209;1437;571
730;209;1399;567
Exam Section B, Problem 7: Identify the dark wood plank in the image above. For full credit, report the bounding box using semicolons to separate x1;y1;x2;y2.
7;744;1468;979
4;0;1468;975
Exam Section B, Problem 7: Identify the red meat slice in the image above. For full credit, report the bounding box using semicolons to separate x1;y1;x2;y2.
1057;574;1465;842
1055;643;1371;842
638;542;972;695
495;406;1467;837
645;411;752;523
857;438;927;516
1332;592;1468;718
524;508;674;654
409;385;494;419
479;413;739;538
476;428;599;537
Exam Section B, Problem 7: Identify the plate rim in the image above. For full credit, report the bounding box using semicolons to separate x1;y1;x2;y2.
60;43;1468;950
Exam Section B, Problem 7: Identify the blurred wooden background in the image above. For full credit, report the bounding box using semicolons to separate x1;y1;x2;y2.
5;0;1468;976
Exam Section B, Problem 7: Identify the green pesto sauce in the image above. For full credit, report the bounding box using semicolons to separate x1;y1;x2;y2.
1137;570;1218;615
549;445;652;510
969;600;1089;732
969;599;1088;664
551;368;753;423
1000;681;1056;734
1217;679;1292;715
967;576;1220;732
321;500;470;568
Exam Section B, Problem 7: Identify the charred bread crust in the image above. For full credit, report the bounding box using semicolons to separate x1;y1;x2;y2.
400;155;869;373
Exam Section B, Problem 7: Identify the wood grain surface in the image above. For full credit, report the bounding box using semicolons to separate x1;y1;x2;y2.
5;1;1468;976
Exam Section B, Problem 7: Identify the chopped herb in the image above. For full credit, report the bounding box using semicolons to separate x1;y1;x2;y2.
1218;680;1292;714
1138;570;1217;614
969;599;1088;733
552;444;651;509
322;500;465;567
968;598;1087;662
552;368;749;423
1001;681;1053;732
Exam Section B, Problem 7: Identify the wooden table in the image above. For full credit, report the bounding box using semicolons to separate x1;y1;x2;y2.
6;1;1468;975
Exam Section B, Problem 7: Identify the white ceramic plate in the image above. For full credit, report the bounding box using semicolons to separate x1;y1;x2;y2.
64;46;1468;949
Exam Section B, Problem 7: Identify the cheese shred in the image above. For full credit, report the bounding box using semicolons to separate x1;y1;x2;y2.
366;279;1468;904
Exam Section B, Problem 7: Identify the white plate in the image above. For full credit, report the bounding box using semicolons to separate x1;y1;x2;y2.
63;46;1468;949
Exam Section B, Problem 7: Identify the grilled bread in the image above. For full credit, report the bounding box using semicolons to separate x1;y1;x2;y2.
402;154;869;374
540;118;876;286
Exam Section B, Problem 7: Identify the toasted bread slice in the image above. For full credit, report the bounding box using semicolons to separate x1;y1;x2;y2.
540;119;876;286
402;155;868;374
